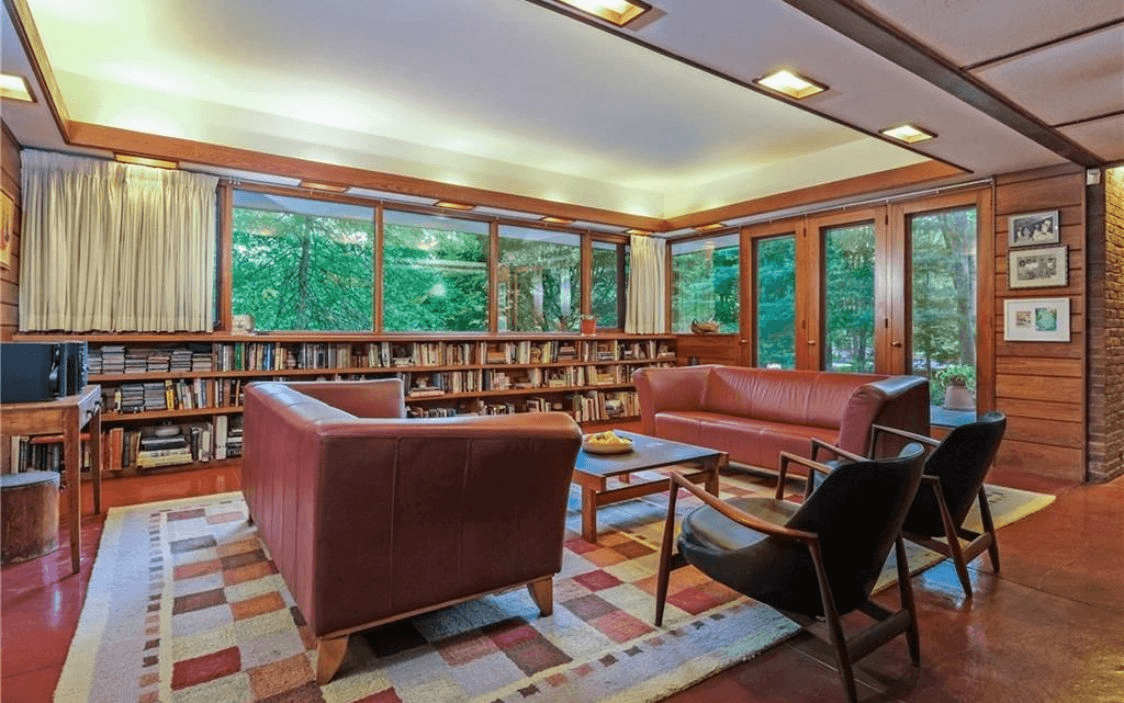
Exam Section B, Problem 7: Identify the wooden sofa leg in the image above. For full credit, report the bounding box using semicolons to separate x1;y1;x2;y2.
527;578;553;616
316;635;349;685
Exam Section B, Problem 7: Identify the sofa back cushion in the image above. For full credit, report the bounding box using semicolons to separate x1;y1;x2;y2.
702;367;886;430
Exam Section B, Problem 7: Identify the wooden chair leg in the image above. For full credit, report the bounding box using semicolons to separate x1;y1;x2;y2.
315;635;349;685
894;537;921;666
654;482;680;627
527;578;553;616
810;543;858;703
977;488;1001;573
933;483;973;598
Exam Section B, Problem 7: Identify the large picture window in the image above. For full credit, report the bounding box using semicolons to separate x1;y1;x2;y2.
671;234;740;333
497;226;582;332
232;191;374;331
755;235;796;368
591;240;628;329
383;211;489;332
824;223;875;372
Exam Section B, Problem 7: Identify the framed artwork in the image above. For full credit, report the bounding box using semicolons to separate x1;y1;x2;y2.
1004;297;1070;342
1008;245;1067;289
0;189;13;270
1008;209;1059;248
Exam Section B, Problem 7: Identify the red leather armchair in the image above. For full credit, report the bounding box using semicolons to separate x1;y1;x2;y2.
633;365;929;471
243;379;583;684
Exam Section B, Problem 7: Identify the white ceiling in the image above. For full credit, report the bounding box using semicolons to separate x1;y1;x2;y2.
2;0;1119;222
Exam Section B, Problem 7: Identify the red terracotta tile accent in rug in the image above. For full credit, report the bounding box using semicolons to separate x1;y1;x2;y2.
564;537;599;555
582;548;628;567
546;672;568;687
138;672;158;688
572;663;594;677
171;646;241;689
223;561;278;586
167;508;207;522
667;586;726;616
138;691;159;703
573;570;623;592
257;680;325;703
631;574;660;596
611;540;656;559
436;629;500;666
220;549;267;571
598;532;630;547
592;610;654;643
247;653;314;699
231;592;286;621
172;587;227;615
206;511;244;525
504;633;571;676
562;594;617;622
217;537;260;558
173;559;221;581
354;689;404;703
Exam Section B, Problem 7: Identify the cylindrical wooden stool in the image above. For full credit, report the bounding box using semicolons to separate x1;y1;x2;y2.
1;471;60;565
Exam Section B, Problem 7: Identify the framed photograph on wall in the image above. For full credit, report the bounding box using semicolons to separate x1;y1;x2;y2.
0;189;13;270
1008;209;1059;248
1008;245;1068;289
1003;297;1070;342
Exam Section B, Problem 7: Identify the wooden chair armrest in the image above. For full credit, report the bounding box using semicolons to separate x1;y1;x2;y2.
871;424;942;449
670;472;818;545
809;438;868;463
776;451;837;500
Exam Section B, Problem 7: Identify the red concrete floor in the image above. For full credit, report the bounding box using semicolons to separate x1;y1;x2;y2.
2;464;1123;702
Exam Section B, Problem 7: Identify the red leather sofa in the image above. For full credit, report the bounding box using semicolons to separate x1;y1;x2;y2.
242;379;582;684
633;365;929;470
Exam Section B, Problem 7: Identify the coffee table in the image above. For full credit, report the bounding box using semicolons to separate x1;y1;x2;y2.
572;431;727;542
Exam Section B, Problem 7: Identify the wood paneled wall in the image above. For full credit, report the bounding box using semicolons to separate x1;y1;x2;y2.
1;122;20;340
992;165;1087;482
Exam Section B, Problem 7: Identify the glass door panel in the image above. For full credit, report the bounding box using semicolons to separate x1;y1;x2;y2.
755;235;796;368
823;223;876;372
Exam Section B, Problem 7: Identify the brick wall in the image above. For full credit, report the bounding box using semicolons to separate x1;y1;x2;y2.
1087;167;1124;482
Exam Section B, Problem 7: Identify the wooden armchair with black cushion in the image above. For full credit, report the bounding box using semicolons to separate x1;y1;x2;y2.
655;444;927;703
867;412;1007;598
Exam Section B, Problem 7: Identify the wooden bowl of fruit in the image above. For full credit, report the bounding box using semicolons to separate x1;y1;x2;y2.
582;431;634;455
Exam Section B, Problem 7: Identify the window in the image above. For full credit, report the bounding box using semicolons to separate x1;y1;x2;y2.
382;210;489;332
824;223;875;372
232;191;374;331
671;234;740;333
910;207;978;414
498;226;582;332
591;240;628;329
755;235;796;368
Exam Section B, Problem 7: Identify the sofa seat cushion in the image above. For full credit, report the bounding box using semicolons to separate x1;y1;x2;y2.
654;411;835;469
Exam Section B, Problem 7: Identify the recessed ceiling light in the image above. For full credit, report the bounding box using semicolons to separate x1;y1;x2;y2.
624;228;652;236
541;216;574;225
693;223;727;232
0;73;34;102
114;153;178;169
299;180;349;193
435;200;476;211
880;123;936;144
557;0;651;27
754;69;827;100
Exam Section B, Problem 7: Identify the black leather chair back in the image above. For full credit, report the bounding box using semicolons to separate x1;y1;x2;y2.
903;412;1006;536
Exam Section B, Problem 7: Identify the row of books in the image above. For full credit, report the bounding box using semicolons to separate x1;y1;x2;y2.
400;363;671;397
101;417;242;472
101;379;244;414
8;436;94;482
90;345;213;375
400;390;640;423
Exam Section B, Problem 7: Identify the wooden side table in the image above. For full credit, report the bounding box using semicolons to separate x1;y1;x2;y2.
1;385;102;574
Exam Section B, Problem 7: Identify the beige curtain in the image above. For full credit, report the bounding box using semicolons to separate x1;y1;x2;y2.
625;234;667;334
20;151;218;332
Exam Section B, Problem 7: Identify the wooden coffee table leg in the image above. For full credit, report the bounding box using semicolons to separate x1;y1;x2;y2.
581;485;599;542
706;455;726;496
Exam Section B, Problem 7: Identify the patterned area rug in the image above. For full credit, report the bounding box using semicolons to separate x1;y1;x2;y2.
54;473;1053;703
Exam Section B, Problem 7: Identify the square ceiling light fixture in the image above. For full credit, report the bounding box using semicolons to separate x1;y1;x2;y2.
880;123;936;144
541;216;574;225
115;153;178;169
753;69;827;100
693;222;727;233
0;73;35;102
300;180;349;193
556;0;651;27
434;200;476;211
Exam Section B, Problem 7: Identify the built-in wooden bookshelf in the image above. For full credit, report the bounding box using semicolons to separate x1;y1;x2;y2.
9;332;676;478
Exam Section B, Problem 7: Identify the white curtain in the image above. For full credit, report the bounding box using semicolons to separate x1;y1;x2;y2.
20;151;218;332
625;234;667;334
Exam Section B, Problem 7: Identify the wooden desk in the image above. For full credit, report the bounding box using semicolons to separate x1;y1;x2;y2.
1;386;102;574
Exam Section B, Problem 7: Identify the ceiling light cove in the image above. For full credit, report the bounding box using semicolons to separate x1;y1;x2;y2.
0;74;35;102
299;180;349;193
435;201;476;211
114;154;178;169
541;216;575;224
880;123;936;144
555;0;651;27
753;70;827;100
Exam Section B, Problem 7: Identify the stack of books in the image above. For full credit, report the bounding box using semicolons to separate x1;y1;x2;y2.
137;428;193;469
143;382;167;411
118;383;146;413
170;349;193;373
101;346;126;374
226;419;243;458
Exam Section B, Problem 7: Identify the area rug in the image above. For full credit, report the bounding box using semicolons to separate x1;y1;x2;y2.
54;474;1053;703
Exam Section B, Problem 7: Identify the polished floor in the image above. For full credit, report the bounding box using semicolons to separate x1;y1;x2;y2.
2;464;1122;703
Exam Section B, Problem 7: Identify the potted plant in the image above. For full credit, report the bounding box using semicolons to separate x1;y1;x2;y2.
942;373;974;411
580;314;597;335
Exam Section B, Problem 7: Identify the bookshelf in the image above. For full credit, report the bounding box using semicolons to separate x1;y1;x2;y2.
10;332;675;478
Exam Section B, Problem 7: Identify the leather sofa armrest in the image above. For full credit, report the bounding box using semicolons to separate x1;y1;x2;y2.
632;365;711;435
836;375;930;457
282;378;406;418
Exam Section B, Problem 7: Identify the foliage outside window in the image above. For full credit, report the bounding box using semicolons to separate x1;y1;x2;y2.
591;240;628;329
498;226;582;332
755;235;796;368
671;234;740;333
911;207;977;410
824;223;875;372
383;211;488;332
232;191;373;331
